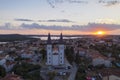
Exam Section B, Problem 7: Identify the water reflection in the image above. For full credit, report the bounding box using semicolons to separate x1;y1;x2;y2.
32;36;82;40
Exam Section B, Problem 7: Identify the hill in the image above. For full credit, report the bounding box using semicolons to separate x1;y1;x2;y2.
0;34;37;42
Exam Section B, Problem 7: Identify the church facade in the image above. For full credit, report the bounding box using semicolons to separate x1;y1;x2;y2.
46;33;64;66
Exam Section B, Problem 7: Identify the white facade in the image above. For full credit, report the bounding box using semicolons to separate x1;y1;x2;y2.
92;58;104;66
46;44;64;66
52;55;59;65
47;45;52;65
92;58;112;67
46;33;64;66
103;75;120;80
3;63;15;72
59;44;64;65
0;59;6;65
21;53;33;58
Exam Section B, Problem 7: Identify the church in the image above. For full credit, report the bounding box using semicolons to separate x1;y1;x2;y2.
46;33;64;66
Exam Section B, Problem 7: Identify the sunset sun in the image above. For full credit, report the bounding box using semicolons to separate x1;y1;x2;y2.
97;31;104;35
94;31;105;35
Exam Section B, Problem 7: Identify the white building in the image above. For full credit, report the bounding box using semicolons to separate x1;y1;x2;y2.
92;58;112;67
3;60;15;72
103;75;120;80
21;53;33;58
46;33;64;66
0;59;6;65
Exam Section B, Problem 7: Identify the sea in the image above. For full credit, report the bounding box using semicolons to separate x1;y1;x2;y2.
32;36;82;40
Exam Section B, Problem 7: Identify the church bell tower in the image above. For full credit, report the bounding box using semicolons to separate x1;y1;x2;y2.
46;33;64;66
46;33;52;65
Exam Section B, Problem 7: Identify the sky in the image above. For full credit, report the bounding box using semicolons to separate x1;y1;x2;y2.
0;0;120;35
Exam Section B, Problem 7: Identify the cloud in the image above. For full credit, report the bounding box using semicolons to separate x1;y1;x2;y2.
19;23;120;32
0;23;120;32
98;0;120;6
14;18;33;22
47;0;119;8
47;0;88;8
68;0;88;4
105;0;120;6
0;23;14;30
0;23;23;30
47;0;55;8
20;23;69;30
81;23;120;31
38;19;74;23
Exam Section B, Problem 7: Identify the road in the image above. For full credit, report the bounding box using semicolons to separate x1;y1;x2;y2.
40;56;78;80
68;62;78;80
40;62;78;80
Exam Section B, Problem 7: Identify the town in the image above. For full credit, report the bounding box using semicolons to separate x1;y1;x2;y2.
0;34;120;80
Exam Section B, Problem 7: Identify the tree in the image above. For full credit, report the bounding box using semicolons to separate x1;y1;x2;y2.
40;49;46;59
65;47;74;64
47;71;56;80
75;65;87;80
12;62;41;80
75;53;81;64
26;71;43;80
0;65;6;77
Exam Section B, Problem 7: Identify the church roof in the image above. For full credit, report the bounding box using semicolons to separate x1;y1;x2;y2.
47;33;64;44
59;33;64;44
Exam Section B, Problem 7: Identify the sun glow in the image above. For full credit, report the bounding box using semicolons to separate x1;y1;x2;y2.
94;31;105;35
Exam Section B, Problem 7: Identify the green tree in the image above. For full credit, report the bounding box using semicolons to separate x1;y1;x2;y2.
0;65;6;77
26;71;43;80
47;71;56;80
40;49;46;59
75;53;81;64
75;66;86;80
65;47;74;64
12;62;41;80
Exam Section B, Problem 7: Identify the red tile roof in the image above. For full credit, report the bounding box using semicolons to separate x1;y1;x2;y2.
1;74;22;80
